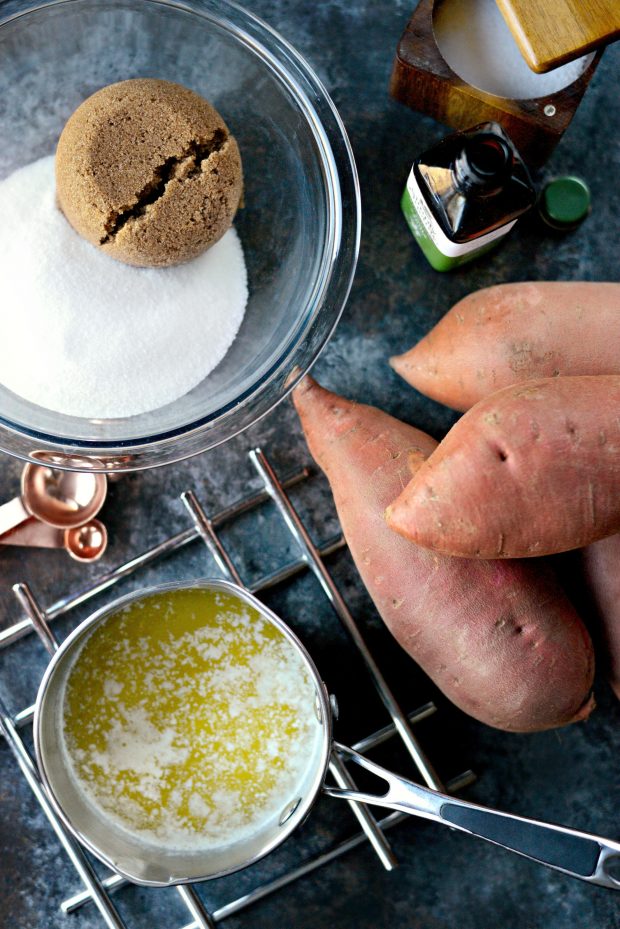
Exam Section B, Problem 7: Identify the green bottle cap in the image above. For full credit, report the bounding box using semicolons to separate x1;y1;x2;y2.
540;176;591;231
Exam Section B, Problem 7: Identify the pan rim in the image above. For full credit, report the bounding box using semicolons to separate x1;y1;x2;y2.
33;576;333;886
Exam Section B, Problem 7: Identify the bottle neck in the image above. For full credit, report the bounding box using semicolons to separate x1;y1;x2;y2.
452;134;513;197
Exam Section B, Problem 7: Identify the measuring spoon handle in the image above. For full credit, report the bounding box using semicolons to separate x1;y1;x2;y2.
0;496;29;539
0;515;64;549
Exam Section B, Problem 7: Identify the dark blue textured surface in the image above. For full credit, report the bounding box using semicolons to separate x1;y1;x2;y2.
0;2;619;927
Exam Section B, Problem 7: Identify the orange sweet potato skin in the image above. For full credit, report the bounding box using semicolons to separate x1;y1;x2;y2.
580;536;620;700
390;282;620;412
387;376;620;558
293;377;594;732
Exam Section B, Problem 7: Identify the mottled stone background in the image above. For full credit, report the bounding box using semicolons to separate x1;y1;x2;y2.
0;1;618;928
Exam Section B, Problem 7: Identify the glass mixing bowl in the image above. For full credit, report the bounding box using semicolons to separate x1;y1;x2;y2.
0;0;360;471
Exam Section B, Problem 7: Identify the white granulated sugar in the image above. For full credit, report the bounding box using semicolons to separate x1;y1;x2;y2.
434;0;593;100
0;156;248;419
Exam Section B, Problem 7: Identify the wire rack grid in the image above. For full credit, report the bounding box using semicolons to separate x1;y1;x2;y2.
0;446;475;929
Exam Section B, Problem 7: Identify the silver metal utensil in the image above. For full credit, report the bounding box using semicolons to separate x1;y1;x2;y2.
33;578;620;891
325;744;620;890
35;578;331;887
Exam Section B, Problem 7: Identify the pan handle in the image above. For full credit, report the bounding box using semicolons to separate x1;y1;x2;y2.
437;798;620;888
326;744;620;890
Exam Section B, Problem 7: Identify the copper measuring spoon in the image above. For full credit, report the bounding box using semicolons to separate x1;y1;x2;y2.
0;464;107;537
0;515;108;562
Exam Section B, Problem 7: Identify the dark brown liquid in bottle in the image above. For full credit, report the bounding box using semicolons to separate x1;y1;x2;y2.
414;122;535;244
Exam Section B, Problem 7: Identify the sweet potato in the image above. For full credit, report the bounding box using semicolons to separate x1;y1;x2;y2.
580;536;620;700
293;376;594;732
386;376;620;558
390;282;620;411
390;281;620;697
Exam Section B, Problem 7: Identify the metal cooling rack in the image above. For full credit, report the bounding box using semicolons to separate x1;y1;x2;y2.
0;446;475;929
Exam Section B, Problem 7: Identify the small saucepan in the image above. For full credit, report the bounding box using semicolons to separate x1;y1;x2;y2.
34;579;620;890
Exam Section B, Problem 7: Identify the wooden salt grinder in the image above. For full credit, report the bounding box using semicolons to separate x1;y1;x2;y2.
496;0;620;73
390;0;615;167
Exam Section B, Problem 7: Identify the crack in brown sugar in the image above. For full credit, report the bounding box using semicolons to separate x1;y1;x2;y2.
99;129;228;244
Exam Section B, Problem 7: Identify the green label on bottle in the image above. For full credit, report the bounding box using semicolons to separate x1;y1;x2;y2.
401;169;516;271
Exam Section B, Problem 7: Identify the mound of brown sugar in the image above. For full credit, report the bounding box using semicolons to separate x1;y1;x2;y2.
56;79;243;268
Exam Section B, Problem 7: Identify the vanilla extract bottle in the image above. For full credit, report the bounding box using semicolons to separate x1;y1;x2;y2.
401;122;536;271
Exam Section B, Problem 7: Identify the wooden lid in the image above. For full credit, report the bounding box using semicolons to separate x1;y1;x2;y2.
495;0;620;72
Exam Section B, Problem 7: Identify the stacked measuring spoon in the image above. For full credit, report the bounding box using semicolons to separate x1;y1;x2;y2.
0;464;108;562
